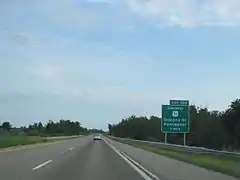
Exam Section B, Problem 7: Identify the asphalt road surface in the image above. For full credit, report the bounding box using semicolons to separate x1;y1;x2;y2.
0;136;238;180
0;136;146;180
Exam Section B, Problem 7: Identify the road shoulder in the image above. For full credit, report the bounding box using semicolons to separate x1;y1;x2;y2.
106;137;239;180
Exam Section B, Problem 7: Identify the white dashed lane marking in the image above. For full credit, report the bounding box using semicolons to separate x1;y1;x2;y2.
32;160;52;170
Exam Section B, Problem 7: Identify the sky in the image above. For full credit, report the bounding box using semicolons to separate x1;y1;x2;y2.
1;0;240;130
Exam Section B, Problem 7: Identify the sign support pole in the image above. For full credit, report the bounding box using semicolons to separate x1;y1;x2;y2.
183;133;186;146
165;133;167;144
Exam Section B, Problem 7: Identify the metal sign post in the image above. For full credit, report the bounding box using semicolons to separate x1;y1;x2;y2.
165;133;167;144
184;133;186;146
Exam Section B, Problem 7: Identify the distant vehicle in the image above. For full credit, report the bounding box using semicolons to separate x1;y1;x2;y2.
93;135;101;141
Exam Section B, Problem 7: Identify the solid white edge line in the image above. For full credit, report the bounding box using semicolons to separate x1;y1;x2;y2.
119;147;161;180
103;138;154;180
32;160;53;170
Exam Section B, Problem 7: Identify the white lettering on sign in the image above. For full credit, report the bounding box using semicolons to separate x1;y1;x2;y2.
172;128;180;131
172;111;179;117
168;106;184;111
181;118;187;122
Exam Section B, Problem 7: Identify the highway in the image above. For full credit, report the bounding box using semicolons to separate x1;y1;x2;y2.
0;136;145;180
0;135;238;180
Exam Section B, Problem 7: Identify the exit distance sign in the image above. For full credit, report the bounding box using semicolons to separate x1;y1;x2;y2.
161;105;189;133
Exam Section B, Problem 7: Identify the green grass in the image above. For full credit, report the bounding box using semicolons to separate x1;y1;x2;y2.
0;136;46;148
0;135;83;148
119;140;240;179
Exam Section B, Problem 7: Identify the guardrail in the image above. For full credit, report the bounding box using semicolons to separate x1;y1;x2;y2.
108;136;240;157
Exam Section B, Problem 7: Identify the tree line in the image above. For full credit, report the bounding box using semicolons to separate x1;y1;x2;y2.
0;120;104;136
108;99;240;150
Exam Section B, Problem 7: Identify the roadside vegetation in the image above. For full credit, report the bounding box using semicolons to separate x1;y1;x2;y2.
0;119;104;148
0;135;82;148
108;99;240;151
108;98;240;178
0;136;45;148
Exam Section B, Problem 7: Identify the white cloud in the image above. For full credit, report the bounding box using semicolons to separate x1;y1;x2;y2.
87;0;114;3
39;0;101;29
35;0;240;28
84;0;240;27
125;0;240;27
77;85;161;104
13;32;30;43
37;0;135;31
28;64;62;79
24;61;160;106
12;31;40;47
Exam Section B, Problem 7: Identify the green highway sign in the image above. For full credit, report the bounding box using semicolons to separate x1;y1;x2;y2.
170;100;189;106
161;105;189;133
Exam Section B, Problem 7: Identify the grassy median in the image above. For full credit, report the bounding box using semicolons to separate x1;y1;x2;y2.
0;135;82;148
0;136;45;148
131;142;240;178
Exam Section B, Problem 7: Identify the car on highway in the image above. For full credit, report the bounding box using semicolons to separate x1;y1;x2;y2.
93;135;101;141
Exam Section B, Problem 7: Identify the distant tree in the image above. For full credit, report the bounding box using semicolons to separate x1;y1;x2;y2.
109;98;240;150
38;122;43;131
221;99;240;148
45;120;55;135
1;121;12;131
108;124;113;135
1;119;91;136
44;119;87;136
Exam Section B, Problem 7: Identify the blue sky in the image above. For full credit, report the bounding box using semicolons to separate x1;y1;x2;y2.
1;0;240;129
